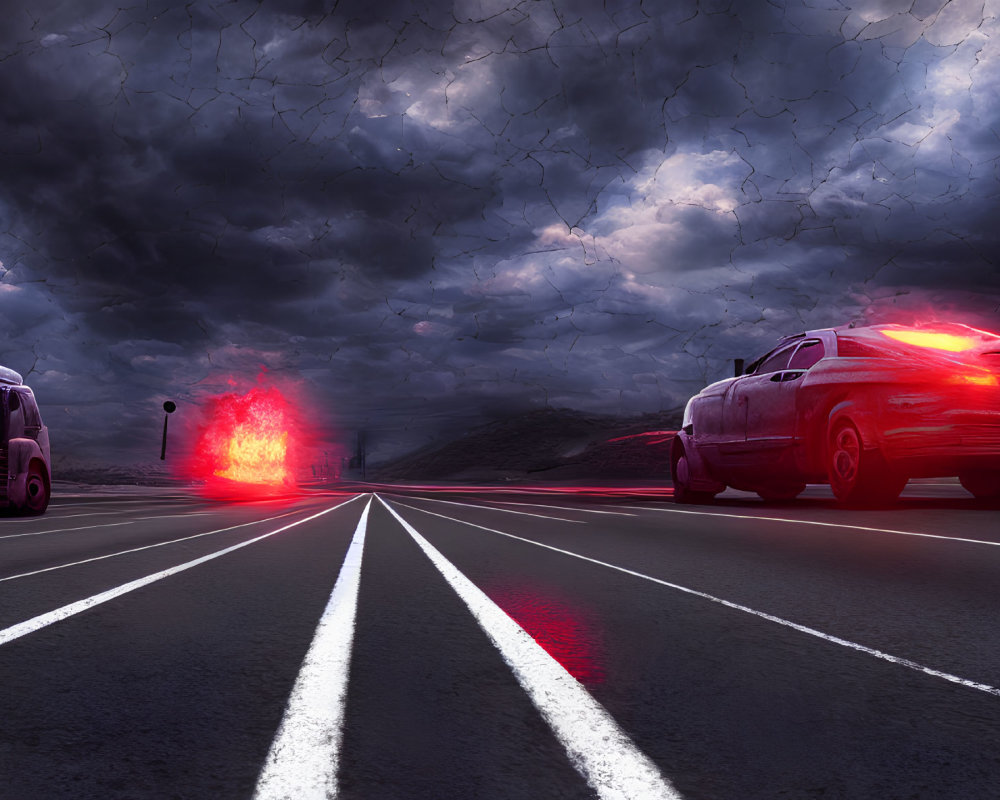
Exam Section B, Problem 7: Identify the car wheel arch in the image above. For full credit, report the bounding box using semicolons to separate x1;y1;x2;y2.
826;396;879;452
670;432;724;501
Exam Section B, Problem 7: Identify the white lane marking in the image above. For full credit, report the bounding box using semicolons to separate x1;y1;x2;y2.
486;499;638;517
382;493;585;523
253;499;371;800
4;506;205;524
6;511;150;523
0;520;141;541
609;505;1000;548
378;496;681;800
396;500;1000;699
48;497;197;508
0;496;364;647
0;497;354;583
0;512;217;542
0;510;312;583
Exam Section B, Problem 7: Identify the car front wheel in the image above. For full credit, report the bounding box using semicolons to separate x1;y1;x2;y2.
672;451;717;505
23;461;50;515
828;421;905;507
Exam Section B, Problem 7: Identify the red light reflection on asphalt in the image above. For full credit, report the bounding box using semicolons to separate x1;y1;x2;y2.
487;582;606;685
355;483;675;499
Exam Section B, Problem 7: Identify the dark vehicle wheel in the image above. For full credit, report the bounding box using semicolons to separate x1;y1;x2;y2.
672;451;717;505
828;421;905;507
756;484;806;503
959;471;1000;499
23;461;49;515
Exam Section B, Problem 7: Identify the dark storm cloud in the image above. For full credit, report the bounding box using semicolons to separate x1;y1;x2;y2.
1;0;998;467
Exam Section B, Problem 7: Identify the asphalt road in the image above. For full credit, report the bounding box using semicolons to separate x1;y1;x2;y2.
1;482;999;799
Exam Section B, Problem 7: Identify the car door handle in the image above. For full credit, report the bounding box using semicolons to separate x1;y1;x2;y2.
778;370;805;382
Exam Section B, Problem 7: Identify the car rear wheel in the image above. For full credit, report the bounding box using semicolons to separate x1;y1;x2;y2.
959;471;1000;499
828;421;905;507
23;461;50;515
672;452;717;505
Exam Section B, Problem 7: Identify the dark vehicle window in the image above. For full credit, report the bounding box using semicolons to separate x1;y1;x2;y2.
17;390;41;428
7;390;24;439
789;339;825;370
755;344;796;374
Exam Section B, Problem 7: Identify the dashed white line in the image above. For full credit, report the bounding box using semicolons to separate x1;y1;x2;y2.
0;509;318;583
0;520;141;541
396;500;1000;699
0;495;363;646
379;496;681;800
485;499;639;517
0;512;216;542
382;493;585;523
253;498;372;800
610;505;1000;548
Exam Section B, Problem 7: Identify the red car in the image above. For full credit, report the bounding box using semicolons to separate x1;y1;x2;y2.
671;323;1000;506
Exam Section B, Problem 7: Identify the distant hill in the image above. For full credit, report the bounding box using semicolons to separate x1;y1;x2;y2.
369;408;682;483
51;461;182;486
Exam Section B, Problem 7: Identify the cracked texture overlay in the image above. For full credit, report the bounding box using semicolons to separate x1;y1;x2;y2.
1;0;998;467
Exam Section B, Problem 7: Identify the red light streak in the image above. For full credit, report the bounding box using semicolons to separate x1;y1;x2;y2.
349;483;674;499
605;430;677;446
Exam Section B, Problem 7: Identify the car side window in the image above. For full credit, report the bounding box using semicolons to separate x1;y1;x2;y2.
788;339;825;370
755;344;796;374
17;390;41;429
7;388;24;438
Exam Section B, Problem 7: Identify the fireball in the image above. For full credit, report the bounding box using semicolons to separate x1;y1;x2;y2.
196;386;295;488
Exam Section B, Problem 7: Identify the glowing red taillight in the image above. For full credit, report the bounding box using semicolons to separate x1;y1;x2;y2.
882;329;981;352
948;373;999;387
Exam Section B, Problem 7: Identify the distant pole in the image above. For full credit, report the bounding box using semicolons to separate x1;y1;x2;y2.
161;400;177;460
358;430;367;481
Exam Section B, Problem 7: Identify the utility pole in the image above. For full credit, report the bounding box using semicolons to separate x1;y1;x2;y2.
160;401;176;460
357;430;367;481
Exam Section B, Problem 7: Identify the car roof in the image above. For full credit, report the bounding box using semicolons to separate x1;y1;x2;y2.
0;366;24;386
777;322;1000;345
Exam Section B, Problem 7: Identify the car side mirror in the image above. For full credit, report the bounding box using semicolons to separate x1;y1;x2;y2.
734;358;745;377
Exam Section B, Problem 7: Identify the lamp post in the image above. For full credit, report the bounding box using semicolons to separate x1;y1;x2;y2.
161;400;176;460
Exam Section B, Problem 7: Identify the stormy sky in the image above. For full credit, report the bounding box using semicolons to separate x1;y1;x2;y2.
1;0;999;470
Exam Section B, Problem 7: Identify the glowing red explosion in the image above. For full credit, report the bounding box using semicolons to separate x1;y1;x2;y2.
191;385;298;494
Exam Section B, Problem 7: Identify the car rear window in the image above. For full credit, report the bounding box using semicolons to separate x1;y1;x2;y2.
755;343;796;374
789;340;824;369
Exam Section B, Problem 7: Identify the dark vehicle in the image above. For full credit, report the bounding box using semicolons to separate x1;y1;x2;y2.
1;366;51;514
671;323;1000;506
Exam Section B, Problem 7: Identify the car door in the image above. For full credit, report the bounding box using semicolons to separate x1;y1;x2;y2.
743;343;800;449
722;343;797;450
759;338;826;444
